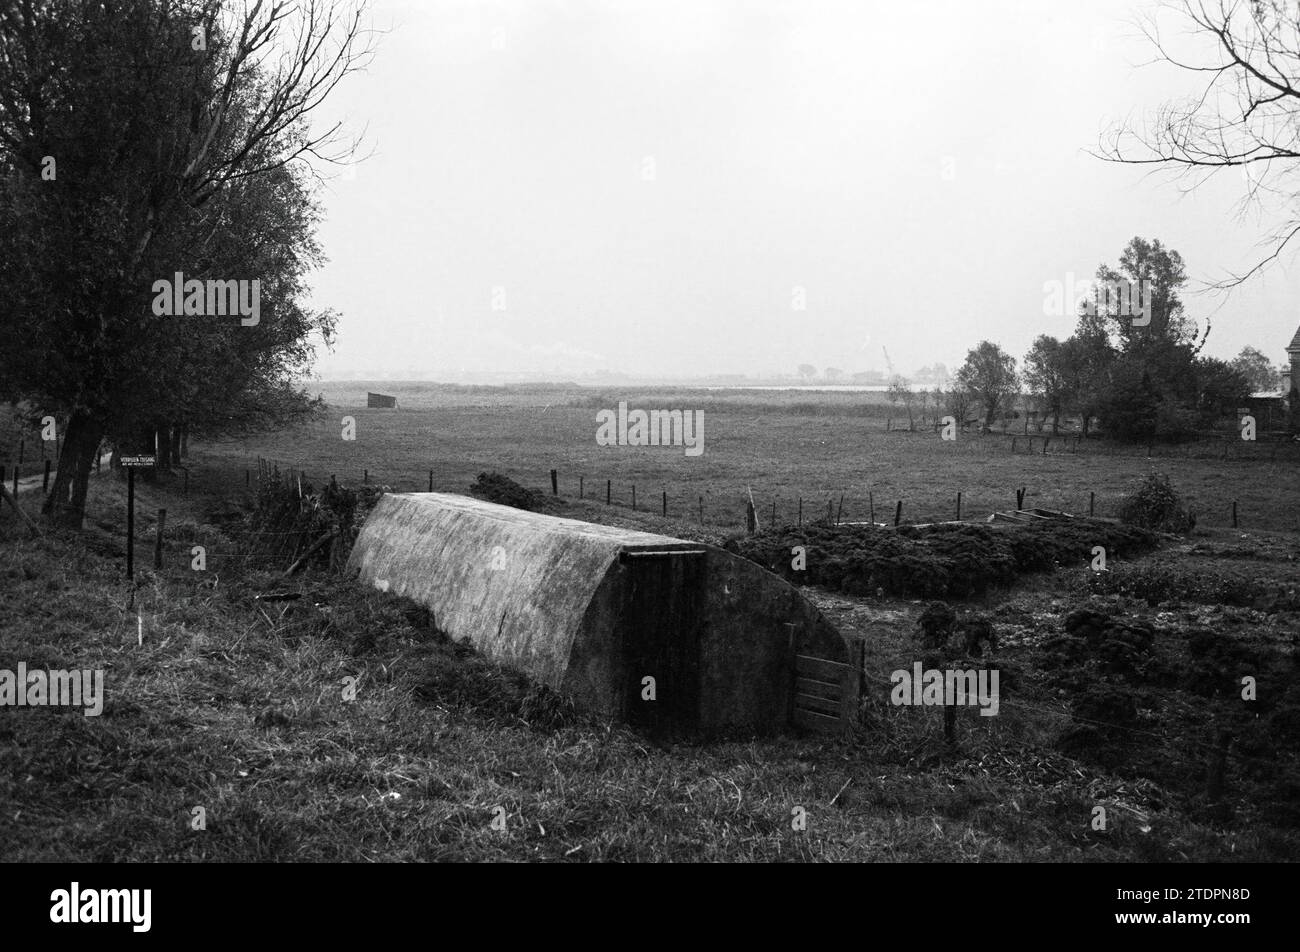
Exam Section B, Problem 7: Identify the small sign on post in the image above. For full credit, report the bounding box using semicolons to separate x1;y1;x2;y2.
121;455;156;582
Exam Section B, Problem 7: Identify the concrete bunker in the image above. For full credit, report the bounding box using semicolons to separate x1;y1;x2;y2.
346;492;854;734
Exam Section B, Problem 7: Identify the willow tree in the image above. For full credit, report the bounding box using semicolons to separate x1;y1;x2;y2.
0;0;370;527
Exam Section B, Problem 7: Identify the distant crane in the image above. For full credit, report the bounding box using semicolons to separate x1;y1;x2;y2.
881;346;896;379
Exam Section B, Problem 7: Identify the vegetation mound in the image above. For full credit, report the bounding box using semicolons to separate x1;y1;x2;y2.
469;472;553;512
728;519;1160;599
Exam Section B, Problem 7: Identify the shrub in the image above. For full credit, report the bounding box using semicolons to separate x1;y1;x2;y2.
245;471;376;570
470;472;548;512
1118;471;1194;534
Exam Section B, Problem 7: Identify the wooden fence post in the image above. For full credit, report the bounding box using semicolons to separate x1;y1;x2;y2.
1089;491;1095;517
429;469;434;492
550;469;558;495
663;491;668;517
42;459;51;493
746;500;757;534
1232;500;1238;528
606;480;611;505
579;476;584;499
632;485;636;510
699;495;704;523
956;491;962;521
894;500;902;527
798;497;802;526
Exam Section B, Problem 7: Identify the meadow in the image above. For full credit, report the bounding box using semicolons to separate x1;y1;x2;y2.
208;382;1300;534
2;383;1297;862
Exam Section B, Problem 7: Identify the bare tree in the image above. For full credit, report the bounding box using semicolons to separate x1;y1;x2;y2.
1097;0;1300;284
886;377;916;429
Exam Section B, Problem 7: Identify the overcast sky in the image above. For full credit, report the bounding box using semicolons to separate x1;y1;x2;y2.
305;0;1300;381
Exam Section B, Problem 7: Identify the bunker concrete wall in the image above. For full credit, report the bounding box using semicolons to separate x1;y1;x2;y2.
347;492;851;732
346;493;695;697
695;553;847;732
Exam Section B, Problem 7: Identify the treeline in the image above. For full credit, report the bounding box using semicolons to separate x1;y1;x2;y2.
887;238;1297;440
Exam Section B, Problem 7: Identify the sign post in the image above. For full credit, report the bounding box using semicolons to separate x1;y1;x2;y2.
121;455;156;581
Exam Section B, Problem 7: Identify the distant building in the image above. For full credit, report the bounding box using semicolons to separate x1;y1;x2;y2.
1287;323;1300;396
367;392;398;409
1245;392;1287;430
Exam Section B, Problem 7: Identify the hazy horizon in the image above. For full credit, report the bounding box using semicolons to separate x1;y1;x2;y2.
304;0;1300;382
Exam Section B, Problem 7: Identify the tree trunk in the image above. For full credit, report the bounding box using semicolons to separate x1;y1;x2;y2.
41;412;104;529
180;425;189;458
170;425;182;463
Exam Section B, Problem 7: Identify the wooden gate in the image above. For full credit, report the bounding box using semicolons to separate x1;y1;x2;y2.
790;641;863;733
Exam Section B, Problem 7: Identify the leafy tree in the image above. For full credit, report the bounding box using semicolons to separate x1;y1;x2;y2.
954;341;1018;430
1193;357;1252;421
1098;365;1162;443
797;364;817;382
1093;237;1196;357
1023;335;1069;434
1058;324;1114;438
1231;346;1281;393
0;0;370;527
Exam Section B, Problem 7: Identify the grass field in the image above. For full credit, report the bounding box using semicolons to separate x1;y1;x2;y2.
2;383;1297;862
206;382;1300;534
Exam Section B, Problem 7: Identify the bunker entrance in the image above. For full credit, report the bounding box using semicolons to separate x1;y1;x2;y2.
620;550;707;735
